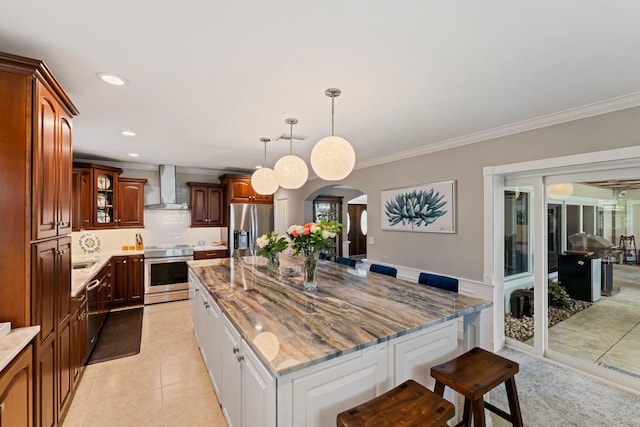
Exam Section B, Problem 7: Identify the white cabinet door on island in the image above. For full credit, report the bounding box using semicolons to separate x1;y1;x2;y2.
220;316;276;427
204;291;222;396
221;316;242;427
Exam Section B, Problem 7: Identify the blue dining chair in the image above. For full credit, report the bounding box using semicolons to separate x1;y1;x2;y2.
335;256;357;268
418;272;459;293
318;252;327;260
369;264;397;278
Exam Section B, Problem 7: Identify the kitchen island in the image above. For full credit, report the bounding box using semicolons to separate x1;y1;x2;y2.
189;256;492;427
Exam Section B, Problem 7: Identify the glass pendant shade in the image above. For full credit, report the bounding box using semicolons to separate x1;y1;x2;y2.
251;167;279;195
274;155;308;189
310;135;356;180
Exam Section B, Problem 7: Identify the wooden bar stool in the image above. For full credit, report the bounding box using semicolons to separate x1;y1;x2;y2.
430;347;523;427
336;379;455;427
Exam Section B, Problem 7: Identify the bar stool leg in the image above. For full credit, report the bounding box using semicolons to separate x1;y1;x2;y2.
462;398;472;427
434;381;445;396
505;377;524;427
471;398;486;427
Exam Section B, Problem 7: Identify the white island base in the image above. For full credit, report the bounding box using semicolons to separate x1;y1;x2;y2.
189;258;491;427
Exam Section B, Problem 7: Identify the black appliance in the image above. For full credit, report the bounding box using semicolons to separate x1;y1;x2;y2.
558;253;601;302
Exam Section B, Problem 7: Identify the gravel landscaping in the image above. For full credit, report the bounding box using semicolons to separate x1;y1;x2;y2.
505;299;592;341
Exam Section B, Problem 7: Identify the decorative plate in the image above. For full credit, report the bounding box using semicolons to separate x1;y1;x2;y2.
79;232;101;253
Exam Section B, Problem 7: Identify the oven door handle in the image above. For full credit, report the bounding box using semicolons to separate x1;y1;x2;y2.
86;279;100;291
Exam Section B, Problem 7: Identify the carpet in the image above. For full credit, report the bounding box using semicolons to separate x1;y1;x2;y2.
488;348;640;427
88;308;143;364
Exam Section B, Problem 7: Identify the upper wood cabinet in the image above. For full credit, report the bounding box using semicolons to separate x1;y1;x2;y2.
32;82;74;240
188;182;226;227
72;168;91;231
72;163;147;229
220;174;273;204
117;178;147;228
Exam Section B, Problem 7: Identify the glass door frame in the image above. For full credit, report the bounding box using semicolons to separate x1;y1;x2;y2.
484;146;640;392
503;176;547;356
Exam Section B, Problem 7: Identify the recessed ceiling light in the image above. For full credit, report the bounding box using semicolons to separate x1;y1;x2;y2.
121;130;136;136
96;72;128;86
255;165;263;169
128;153;139;157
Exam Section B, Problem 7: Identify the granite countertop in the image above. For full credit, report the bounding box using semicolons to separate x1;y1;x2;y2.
189;256;492;377
71;250;144;297
0;326;40;372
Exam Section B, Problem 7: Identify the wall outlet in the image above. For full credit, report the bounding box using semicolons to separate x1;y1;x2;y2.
368;236;374;245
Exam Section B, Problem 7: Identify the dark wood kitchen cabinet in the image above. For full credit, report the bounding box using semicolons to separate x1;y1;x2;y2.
72;167;91;231
31;236;73;427
70;292;87;388
193;249;229;260
220;174;273;204
32;81;74;241
188;182;226;227
117;178;147;228
0;52;78;427
112;255;144;307
0;345;33;427
72;163;147;230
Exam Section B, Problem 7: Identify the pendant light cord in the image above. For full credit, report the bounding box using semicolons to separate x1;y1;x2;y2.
331;94;335;136
263;140;267;165
289;122;294;155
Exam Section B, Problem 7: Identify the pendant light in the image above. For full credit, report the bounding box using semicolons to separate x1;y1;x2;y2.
251;137;279;195
274;118;308;189
310;88;356;181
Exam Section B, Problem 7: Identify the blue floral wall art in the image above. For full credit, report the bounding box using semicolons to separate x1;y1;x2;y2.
381;180;456;233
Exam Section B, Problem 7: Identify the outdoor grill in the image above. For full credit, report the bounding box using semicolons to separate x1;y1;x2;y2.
567;233;614;257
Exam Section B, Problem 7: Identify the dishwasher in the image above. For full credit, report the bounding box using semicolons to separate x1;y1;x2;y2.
86;277;101;358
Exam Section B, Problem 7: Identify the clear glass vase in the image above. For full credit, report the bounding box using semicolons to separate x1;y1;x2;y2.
303;250;318;291
266;252;280;271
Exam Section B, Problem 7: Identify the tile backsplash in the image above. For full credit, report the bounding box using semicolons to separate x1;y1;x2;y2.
71;209;227;256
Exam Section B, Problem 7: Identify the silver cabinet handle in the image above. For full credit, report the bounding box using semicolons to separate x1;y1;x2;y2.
86;279;100;291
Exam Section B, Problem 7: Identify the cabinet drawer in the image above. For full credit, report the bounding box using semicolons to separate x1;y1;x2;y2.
194;250;228;260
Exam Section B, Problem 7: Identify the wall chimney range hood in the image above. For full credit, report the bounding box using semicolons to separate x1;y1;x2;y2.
145;165;189;210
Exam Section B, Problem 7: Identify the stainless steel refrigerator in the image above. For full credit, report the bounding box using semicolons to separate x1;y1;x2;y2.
229;203;274;257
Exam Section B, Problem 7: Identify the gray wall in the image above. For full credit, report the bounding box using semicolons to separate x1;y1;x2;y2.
277;106;640;282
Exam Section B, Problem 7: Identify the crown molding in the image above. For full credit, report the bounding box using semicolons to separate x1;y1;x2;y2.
73;158;244;176
356;91;640;170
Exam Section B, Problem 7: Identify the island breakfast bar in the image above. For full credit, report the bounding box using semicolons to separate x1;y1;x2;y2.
188;256;492;427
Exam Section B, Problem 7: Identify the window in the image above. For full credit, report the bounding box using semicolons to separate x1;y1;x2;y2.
505;190;529;276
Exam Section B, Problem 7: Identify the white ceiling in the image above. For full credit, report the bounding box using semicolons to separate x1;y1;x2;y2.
2;1;640;173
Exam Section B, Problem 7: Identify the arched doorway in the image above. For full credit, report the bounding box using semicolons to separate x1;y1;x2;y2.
304;185;367;260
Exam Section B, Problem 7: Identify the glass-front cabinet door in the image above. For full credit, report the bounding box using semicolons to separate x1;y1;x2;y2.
92;168;118;228
313;196;343;259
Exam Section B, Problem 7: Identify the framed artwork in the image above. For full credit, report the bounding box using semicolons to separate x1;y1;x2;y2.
381;180;456;233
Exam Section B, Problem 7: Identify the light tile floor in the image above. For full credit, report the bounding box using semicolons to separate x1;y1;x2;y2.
62;300;227;427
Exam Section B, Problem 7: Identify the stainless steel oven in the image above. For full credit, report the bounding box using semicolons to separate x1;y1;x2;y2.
144;244;194;304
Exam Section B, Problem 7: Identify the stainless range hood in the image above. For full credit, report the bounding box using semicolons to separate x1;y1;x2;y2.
145;165;189;210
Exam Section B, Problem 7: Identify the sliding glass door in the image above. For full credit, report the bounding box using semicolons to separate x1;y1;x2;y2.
504;178;546;353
